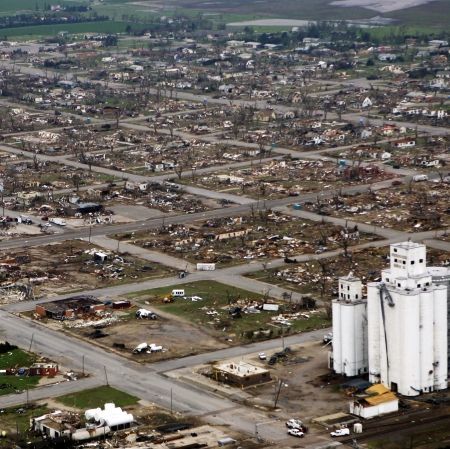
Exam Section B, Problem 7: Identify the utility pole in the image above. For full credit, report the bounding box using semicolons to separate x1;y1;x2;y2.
104;366;109;386
170;388;173;414
273;379;283;409
28;333;34;353
82;355;85;377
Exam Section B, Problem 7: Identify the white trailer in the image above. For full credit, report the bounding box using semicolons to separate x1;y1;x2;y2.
196;263;216;271
172;289;185;297
49;217;67;226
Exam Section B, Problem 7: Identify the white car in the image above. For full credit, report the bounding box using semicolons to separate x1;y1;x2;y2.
323;332;333;344
286;419;303;429
258;352;267;360
330;428;350;437
287;428;304;438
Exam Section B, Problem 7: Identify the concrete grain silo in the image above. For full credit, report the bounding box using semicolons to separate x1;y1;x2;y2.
367;242;448;396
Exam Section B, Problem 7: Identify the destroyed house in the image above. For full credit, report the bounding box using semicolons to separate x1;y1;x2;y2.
35;296;105;320
65;202;103;216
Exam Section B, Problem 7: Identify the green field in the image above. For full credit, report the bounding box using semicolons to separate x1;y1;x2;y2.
1;0;449;31
0;348;40;396
0;404;49;435
0;348;35;370
0;375;40;396
130;280;330;340
0;20;133;38
0;0;70;13
55;385;139;409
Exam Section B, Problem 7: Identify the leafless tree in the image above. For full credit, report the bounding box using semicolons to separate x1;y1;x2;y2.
174;162;185;180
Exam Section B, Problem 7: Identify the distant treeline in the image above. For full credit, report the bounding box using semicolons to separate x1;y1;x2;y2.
0;13;108;30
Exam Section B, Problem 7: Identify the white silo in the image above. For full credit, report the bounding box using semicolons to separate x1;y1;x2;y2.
428;266;450;369
332;274;368;377
367;242;448;396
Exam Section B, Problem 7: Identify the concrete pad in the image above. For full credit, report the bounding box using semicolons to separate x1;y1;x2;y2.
109;204;166;221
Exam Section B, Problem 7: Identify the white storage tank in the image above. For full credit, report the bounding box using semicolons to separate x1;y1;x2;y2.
332;274;368;377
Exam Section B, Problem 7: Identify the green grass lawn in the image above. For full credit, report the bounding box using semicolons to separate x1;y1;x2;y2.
0;404;49;435
129;280;329;341
0;348;36;370
0;347;40;396
0;376;40;396
55;386;139;409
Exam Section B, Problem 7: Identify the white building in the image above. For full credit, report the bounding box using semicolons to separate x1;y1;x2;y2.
367;242;448;396
350;384;398;419
331;274;368;377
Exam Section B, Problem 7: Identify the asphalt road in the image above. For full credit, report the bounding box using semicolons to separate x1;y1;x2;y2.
0;308;328;442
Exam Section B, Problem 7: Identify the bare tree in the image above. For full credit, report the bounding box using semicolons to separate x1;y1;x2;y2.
72;174;81;192
317;258;330;298
174;162;185;180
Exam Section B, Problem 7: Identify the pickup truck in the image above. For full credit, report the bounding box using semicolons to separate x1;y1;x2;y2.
330;428;350;437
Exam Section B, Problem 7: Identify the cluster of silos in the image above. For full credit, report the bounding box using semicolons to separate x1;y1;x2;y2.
332;242;449;397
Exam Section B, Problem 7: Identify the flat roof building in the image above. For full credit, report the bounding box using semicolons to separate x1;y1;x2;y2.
212;361;271;388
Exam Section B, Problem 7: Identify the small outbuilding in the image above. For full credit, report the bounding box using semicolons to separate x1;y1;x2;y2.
29;362;59;377
350;384;399;419
212;361;271;388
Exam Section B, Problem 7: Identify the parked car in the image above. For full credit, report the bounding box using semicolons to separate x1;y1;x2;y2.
323;332;333;344
330;428;350;437
258;352;267;360
287;428;304;438
286;419;303;429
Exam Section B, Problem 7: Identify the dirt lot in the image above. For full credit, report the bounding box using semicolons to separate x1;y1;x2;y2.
0;240;174;300
243;342;347;417
117;211;378;266
66;307;227;363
